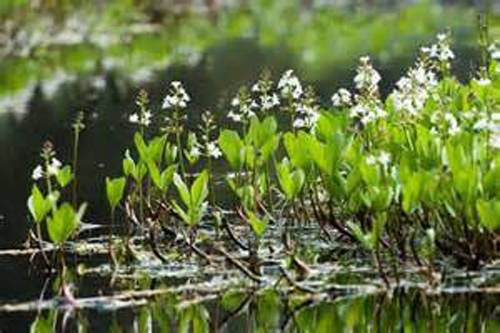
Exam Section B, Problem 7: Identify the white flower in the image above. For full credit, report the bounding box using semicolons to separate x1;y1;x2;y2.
331;88;352;107
129;113;139;124
391;62;437;117
294;102;320;130
488;43;500;60
448;123;461;136
475;78;492;87
260;93;280;110
293;118;306;129
231;97;240;107
473;117;492;131
378;151;391;167
354;56;381;94
189;146;201;159
207;142;222;159
142;110;152;127
227;94;257;123
32;165;43;180
350;101;384;125
129;110;152;127
350;104;368;118
374;106;387;119
47;158;62;176
473;118;488;130
162;81;190;110
489;133;500;149
366;155;377;165
440;47;455;61
444;113;461;136
422;33;454;63
278;70;303;99
227;111;242;122
360;112;376;125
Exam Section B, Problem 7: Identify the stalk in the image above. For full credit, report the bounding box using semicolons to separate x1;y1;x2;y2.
71;112;84;207
109;207;118;266
174;108;186;179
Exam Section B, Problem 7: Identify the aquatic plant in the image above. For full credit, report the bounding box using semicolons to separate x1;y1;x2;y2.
27;141;87;267
24;32;500;291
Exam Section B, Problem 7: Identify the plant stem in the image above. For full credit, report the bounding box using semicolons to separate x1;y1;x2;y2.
174;109;186;179
109;208;117;266
72;127;80;207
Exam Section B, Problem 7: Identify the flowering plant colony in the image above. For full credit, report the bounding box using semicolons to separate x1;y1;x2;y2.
27;34;500;285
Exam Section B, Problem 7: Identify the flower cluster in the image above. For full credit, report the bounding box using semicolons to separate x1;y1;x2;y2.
354;56;381;96
251;72;281;112
185;132;222;161
421;33;455;71
488;42;500;61
443;112;461;136
350;102;387;126
331;88;352;107
128;112;152;127
278;70;303;100
477;112;500;149
346;57;386;126
32;158;62;180
293;87;320;130
390;62;438;117
228;88;257;123
129;89;152;127
366;151;391;168
186;110;222;162
162;81;191;110
260;93;280;111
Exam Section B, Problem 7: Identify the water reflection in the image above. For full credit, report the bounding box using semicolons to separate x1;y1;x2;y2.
10;288;498;332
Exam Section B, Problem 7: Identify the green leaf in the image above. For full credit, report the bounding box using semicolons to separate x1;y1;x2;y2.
276;159;305;201
347;221;372;250
47;203;86;244
55;165;73;188
148;135;167;163
477;200;500;232
148;161;175;193
171;200;190;226
247;211;268;237
30;312;55;333
218;130;244;170
220;290;246;312
191;171;209;208
27;185;51;224
123;152;136;177
315;112;348;142
106;177;126;210
123;151;147;182
283;132;308;170
248;116;277;148
164;142;178;165
236;184;256;212
134;132;149;161
160;165;177;192
173;173;191;207
259;134;280;165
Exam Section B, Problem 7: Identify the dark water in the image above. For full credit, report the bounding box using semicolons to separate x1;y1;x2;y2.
1;267;499;333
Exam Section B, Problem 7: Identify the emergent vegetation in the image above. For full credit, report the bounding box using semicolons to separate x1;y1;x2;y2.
27;32;500;289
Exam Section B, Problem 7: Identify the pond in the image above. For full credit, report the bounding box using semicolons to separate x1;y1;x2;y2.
1;1;499;332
